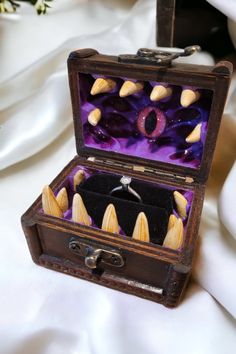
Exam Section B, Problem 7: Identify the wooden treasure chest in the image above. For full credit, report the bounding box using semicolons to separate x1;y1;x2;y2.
22;47;232;307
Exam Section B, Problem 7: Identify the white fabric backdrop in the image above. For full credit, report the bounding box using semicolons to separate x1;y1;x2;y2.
1;0;236;353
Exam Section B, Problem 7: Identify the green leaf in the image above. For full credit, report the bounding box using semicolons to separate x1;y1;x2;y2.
0;0;54;14
29;0;38;5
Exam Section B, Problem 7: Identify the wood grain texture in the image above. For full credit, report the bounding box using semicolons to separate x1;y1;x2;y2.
156;0;175;47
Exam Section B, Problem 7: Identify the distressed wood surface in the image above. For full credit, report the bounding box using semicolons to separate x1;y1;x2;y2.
21;48;231;307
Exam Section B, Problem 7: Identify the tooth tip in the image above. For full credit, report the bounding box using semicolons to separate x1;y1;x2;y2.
73;193;81;202
72;193;91;226
58;187;65;194
43;185;50;192
138;212;146;220
58;187;66;194
42;185;54;198
180;89;200;107
132;212;150;242
88;108;101;126
107;203;115;211
119;81;143;97
42;185;63;218
90;78;104;95
119;81;131;97
74;169;84;177
163;218;184;250
174;191;187;219
168;214;178;231
186;123;202;143
56;187;68;213
150;85;172;101
90;78;116;95
73;169;85;191
102;203;119;234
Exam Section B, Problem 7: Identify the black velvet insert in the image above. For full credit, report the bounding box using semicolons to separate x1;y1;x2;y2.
77;188;168;244
76;172;174;243
78;172;173;214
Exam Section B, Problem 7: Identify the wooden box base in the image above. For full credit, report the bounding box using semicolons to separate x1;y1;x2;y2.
22;156;204;307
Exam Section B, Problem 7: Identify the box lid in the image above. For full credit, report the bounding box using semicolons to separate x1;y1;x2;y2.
67;48;232;183
156;0;235;58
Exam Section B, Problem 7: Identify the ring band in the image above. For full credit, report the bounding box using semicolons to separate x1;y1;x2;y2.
109;176;142;203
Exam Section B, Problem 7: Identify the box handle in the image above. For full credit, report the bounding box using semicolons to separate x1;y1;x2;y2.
69;239;125;269
118;45;201;67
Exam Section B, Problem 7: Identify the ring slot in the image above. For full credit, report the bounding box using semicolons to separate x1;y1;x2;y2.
77;172;174;214
76;187;169;245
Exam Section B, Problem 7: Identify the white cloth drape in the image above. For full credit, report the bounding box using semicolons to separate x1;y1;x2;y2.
1;1;236;353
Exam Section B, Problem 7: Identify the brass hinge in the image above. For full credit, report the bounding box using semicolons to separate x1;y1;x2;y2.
87;156;132;171
87;157;194;184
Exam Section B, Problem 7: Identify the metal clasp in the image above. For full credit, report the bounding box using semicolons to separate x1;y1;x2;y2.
69;239;125;269
118;45;201;67
85;249;102;269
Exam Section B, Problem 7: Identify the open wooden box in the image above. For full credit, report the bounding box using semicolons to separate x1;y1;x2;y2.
21;47;232;307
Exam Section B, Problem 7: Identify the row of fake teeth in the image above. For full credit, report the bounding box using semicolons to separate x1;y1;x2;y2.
42;185;184;250
74;170;188;221
41;170;85;217
88;107;202;144
41;173;188;250
72;170;189;221
90;78;200;107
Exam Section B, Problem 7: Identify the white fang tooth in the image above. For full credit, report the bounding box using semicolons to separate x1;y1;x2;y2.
101;204;119;234
73;169;85;191
72;193;91;226
56;187;69;213
90;78;116;95
168;214;178;231
180;89;200;107
186;123;202;143
119;81;144;97
174;191;188;219
42;185;63;218
88;108;101;126
163;218;184;250
132;212;150;243
150;85;172;101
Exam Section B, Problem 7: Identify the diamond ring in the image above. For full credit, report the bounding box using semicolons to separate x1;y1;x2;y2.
109;176;142;203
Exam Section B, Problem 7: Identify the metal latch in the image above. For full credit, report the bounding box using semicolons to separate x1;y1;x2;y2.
69;239;125;269
118;45;201;67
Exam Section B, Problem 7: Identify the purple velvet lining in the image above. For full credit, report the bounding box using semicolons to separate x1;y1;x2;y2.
79;73;212;169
